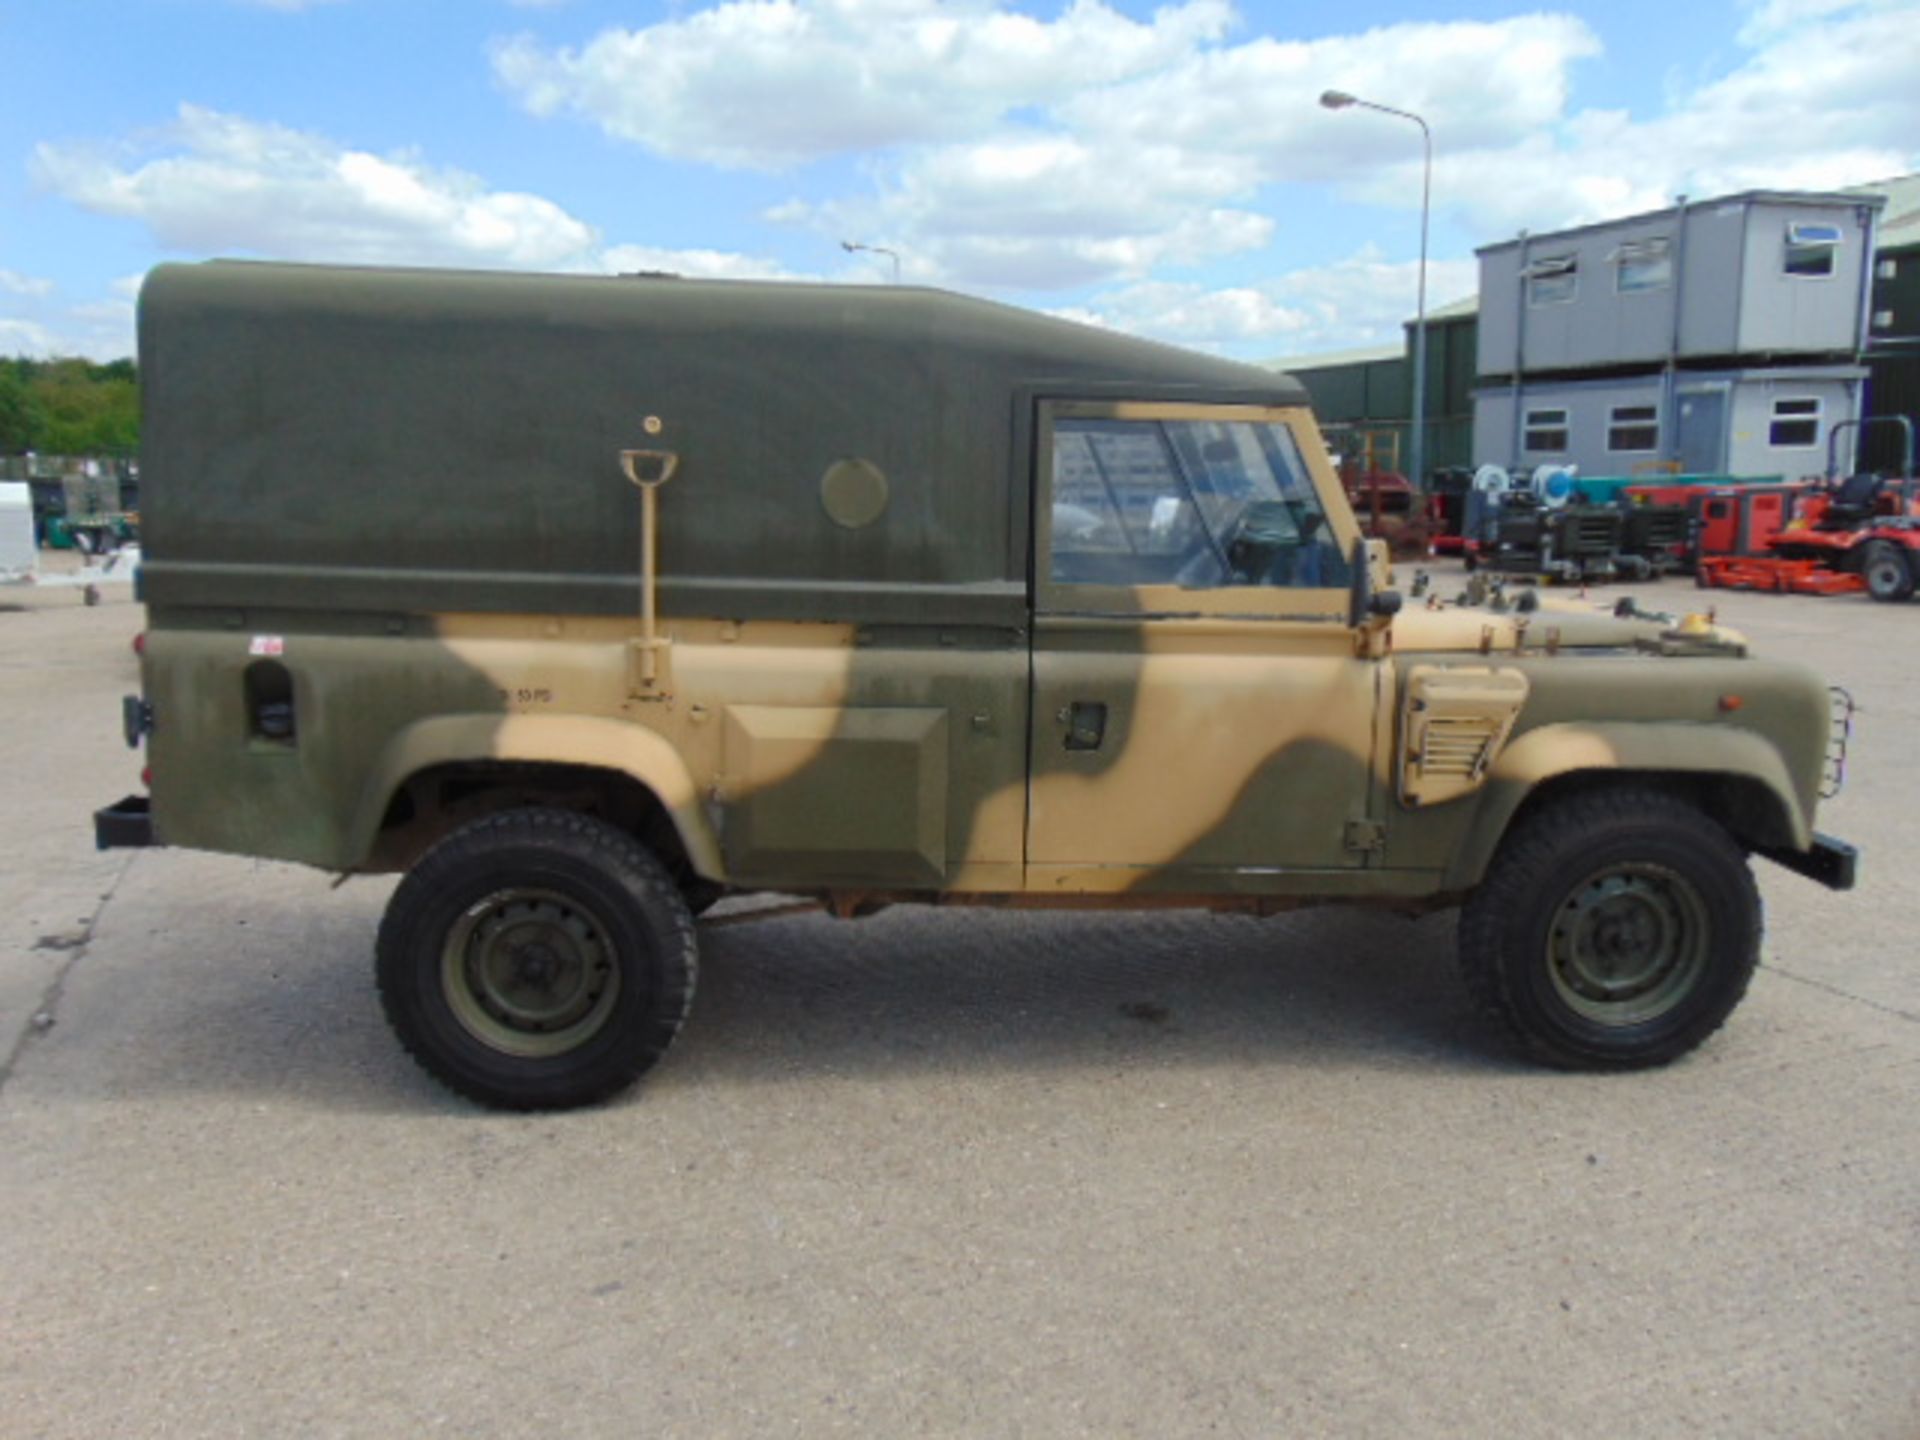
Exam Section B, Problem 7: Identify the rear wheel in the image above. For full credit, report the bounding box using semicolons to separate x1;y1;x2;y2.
1459;789;1760;1069
1861;539;1915;603
377;808;697;1110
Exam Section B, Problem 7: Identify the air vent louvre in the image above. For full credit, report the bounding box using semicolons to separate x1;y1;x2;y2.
1399;664;1530;807
1420;718;1496;777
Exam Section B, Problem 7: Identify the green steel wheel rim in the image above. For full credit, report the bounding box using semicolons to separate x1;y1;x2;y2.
1545;862;1711;1027
440;887;622;1059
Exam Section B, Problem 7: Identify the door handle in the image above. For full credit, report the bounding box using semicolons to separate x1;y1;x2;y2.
1061;701;1107;751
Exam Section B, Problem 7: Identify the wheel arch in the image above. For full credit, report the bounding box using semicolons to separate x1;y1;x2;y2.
1441;721;1809;890
349;713;724;882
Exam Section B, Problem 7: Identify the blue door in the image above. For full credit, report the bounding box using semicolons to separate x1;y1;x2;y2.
1676;389;1728;474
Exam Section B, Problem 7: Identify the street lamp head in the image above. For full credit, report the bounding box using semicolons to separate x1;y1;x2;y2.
840;240;858;253
1319;89;1356;110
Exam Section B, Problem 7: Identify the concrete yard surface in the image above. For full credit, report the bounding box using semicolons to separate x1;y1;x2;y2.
1;571;1915;1438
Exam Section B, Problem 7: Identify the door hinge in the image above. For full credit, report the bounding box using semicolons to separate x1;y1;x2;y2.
1342;819;1386;854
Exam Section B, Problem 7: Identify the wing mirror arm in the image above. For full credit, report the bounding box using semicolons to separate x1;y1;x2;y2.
1348;537;1403;627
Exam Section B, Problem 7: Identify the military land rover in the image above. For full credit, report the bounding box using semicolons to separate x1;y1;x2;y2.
96;261;1857;1109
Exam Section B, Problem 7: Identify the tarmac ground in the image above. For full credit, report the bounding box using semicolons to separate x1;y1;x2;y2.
1;559;1915;1438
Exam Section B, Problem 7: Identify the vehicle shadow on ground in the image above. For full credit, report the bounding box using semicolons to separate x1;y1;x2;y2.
672;905;1515;1092
73;899;1516;1115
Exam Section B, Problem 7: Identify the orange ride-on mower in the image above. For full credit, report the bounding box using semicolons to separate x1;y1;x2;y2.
1697;418;1916;597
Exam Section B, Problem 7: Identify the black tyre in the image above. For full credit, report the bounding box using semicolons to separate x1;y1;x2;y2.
1458;789;1760;1069
1860;539;1915;603
377;808;698;1110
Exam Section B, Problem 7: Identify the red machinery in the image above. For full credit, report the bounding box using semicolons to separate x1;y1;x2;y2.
1695;419;1918;597
1329;427;1426;555
1423;467;1472;556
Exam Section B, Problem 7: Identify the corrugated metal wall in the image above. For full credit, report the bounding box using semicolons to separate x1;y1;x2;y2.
1286;312;1477;479
1293;356;1408;423
1863;355;1920;471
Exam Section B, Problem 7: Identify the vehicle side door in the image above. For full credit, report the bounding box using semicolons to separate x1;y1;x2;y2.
1025;401;1388;893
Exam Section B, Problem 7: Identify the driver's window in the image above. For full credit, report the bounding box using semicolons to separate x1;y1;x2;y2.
1048;416;1348;589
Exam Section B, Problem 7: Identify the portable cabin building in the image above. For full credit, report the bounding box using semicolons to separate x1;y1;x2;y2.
1477;192;1884;377
1474;365;1867;481
1471;189;1885;477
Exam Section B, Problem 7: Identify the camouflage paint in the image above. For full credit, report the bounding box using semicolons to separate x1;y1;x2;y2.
133;261;1840;909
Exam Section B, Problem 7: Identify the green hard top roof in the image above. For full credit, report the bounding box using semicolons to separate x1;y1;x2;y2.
144;259;1310;405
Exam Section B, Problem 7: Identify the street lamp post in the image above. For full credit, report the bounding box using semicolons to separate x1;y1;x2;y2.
840;240;902;285
1320;89;1432;493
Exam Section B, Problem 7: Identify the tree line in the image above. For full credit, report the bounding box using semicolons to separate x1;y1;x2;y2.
0;358;140;458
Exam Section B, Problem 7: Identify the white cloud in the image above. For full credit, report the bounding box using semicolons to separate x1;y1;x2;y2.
32;105;799;286
0;317;59;355
1066;249;1479;355
494;0;1918;296
493;0;1236;170
1401;0;1918;235
0;288;136;361
235;0;344;10
35;106;595;268
1055;14;1597;165
1053;283;1311;350
0;270;55;298
1736;0;1881;41
492;1;1603;288
782;132;1271;287
601;243;807;280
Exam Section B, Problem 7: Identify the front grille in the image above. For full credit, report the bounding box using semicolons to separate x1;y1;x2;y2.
1824;686;1855;799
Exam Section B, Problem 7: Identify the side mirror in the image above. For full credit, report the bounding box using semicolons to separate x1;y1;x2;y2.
1348;537;1403;627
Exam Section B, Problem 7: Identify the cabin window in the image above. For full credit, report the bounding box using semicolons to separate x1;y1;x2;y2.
1768;397;1821;448
1526;255;1578;306
1048;417;1348;590
1783;223;1841;279
1607;405;1660;453
1523;408;1570;453
1615;239;1673;293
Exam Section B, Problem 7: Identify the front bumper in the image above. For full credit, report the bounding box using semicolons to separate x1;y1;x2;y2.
1758;832;1858;891
94;795;157;851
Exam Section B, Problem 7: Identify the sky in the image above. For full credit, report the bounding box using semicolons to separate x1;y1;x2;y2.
0;0;1914;364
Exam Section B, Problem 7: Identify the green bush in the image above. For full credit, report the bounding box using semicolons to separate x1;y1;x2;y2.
0;358;139;457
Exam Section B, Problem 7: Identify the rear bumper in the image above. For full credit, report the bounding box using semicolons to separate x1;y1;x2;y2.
94;795;157;851
1758;832;1857;891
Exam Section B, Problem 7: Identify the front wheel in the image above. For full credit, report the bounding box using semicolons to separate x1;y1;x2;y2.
377;808;698;1110
1458;789;1760;1069
1861;539;1915;603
